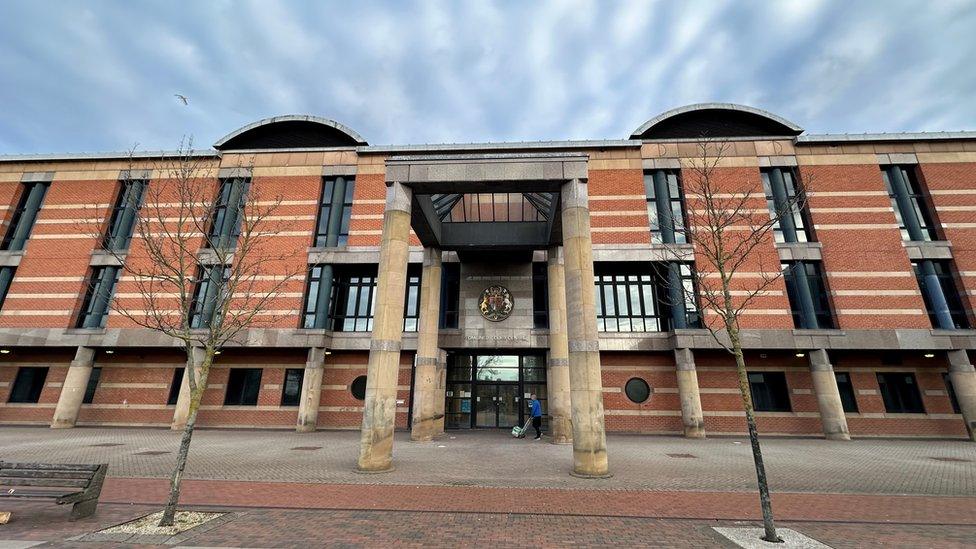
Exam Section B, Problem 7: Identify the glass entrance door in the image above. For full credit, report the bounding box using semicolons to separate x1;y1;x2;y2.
474;384;519;428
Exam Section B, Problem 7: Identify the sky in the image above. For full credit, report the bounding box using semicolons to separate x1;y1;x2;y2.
1;0;975;154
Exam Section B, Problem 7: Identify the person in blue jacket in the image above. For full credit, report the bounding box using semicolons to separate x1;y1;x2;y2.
529;393;543;440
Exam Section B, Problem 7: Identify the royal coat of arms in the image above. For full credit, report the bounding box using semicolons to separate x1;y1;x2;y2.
479;285;514;322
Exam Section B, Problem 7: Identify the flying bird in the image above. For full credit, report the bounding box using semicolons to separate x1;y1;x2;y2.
174;94;189;105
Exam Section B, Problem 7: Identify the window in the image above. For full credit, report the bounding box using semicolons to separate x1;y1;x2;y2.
103;179;147;250
643;170;687;244
877;372;925;413
167;368;184;405
314;176;355;247
281;368;303;407
331;266;377;332
834;372;858;413
912;260;969;330
0;266;15;311
625;378;651;403
594;264;661;332
782;261;834;329
207;178;250;249
350;375;367;400
943;373;961;414
882;165;937;242
189;265;230;329
748;371;791;412
442;193;546;222
402;265;421;332
532;262;549;329
83;367;102;404
761;167;811;243
302;264;334;329
662;262;701;329
77;266;121;328
8;366;48;403
2;181;49;251
440;262;460;329
224;368;262;406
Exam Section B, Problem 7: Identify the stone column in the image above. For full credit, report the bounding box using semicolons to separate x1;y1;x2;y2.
947;349;976;441
561;178;610;477
297;347;327;432
674;348;705;438
808;349;850;440
357;181;412;472
171;347;206;431
546;246;572;444
411;247;444;441
50;347;96;429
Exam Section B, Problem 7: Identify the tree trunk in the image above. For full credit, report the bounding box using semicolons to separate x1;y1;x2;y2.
729;326;781;543
158;355;210;527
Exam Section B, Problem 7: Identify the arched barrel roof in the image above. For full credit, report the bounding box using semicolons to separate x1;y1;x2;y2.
214;115;367;150
630;103;803;139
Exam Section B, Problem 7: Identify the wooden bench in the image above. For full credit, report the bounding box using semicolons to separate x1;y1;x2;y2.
0;461;108;520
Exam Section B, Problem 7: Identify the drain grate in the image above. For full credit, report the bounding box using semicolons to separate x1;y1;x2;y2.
133;451;170;456
666;453;697;459
88;443;124;447
290;446;322;451
930;456;971;463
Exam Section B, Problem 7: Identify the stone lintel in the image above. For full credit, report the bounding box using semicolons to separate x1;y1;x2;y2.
89;250;125;267
904;240;953;260
120;169;152;180
877;153;919;165
218;167;252;179
0;251;23;268
22;172;55;183
322;165;357;177
758;155;798;167
775;242;823;261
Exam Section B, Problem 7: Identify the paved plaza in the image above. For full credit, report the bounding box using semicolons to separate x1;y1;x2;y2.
1;427;975;547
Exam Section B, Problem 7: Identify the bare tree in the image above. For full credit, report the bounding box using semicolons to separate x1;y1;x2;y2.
86;139;301;526
658;138;813;543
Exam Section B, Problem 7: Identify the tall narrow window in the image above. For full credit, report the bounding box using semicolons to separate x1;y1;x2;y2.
594;264;661;332
2;181;50;251
532;262;549;329
281;368;303;407
314;176;356;247
167;368;184;405
0;266;15;311
440;262;460;329
189;265;230;329
302;264;335;329
83;367;102;404
661;262;701;329
912;260;969;330
877;372;925;413
77;266;121;328
643;170;687;244
103;179;147;250
331;266;378;332
835;372;858;413
761;167;811;243
403;265;422;332
782;261;834;329
747;371;791;412
8;367;48;403
224;368;262;406
882;165;938;242
943;373;962;414
207;178;250;249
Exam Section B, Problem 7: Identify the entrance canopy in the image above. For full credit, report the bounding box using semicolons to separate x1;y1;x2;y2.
385;153;587;253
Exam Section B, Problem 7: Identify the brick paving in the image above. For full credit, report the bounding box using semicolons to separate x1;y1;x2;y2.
2;427;976;546
1;427;974;495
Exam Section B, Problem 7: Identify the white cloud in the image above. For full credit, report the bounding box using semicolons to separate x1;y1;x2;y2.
0;0;974;154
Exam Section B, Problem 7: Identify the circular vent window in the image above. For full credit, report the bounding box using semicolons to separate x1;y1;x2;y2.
625;377;651;404
350;375;367;401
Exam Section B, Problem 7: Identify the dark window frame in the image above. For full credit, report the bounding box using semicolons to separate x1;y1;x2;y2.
189;265;231;329
313;176;356;247
102;178;147;251
8;366;49;404
532;262;549;329
594;264;662;333
206;177;250;249
834;371;858;413
77;266;121;328
1;181;50;251
280;368;303;407
912;260;970;330
83;367;102;404
224;368;263;406
782;261;834;329
761;167;813;243
943;373;962;414
302;264;334;329
440;262;461;329
644;170;689;244
882;165;939;242
0;266;15;311
624;377;651;403
747;371;792;412
167;368;184;405
877;372;925;414
402;265;422;332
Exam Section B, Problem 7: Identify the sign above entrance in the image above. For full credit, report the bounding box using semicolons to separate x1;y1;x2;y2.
479;285;514;322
